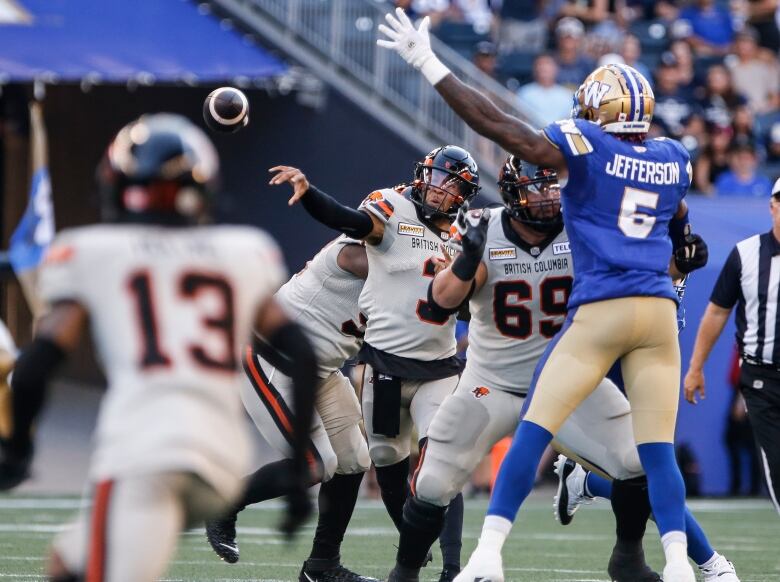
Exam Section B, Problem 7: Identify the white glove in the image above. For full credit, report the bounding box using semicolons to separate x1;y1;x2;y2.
376;7;451;85
453;546;505;582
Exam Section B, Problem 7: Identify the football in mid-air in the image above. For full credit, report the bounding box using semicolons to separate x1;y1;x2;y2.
203;87;249;133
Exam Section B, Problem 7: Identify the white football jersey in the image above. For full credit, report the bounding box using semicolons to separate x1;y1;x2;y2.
275;235;365;378
466;210;572;395
39;224;287;498
359;188;456;360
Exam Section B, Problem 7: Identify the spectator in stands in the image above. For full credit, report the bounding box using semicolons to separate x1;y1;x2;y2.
653;52;697;139
472;40;498;78
395;0;448;25
714;138;773;196
620;33;652;81
497;0;548;52
697;64;747;129
443;0;495;35
516;54;572;127
553;17;596;89
732;105;757;143
679;0;736;55
766;120;780;162
669;38;698;90
743;0;780;52
655;0;681;23
558;0;611;25
694;124;734;194
727;27;780;115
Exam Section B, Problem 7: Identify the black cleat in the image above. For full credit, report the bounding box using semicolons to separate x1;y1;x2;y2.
437;565;460;582
205;511;239;564
386;563;420;582
607;546;662;582
299;557;379;582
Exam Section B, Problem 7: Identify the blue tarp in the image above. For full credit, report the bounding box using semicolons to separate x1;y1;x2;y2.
0;0;287;83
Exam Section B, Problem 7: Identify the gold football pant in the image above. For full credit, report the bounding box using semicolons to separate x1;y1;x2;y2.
524;296;681;445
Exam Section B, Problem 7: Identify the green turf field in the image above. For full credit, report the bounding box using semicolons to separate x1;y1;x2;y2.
0;493;777;581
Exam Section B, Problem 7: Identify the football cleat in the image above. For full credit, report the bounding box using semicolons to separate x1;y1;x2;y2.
553;455;592;525
662;560;696;582
452;547;503;582
205;511;239;564
607;546;661;582
699;554;740;582
437;566;460;582
299;557;379;582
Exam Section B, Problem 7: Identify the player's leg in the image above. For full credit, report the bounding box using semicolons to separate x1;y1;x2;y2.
206;355;328;563
408;374;462;579
362;364;414;532
302;371;375;582
390;375;523;582
621;297;692;581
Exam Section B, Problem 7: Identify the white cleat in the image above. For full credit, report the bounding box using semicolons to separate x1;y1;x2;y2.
553;454;592;525
452;547;504;582
662;560;696;582
699;554;740;582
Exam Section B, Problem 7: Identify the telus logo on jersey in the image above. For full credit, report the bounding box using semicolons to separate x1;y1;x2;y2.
398;222;425;237
552;242;570;255
489;247;517;261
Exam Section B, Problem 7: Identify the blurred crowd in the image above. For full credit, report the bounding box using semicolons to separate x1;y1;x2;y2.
393;0;780;196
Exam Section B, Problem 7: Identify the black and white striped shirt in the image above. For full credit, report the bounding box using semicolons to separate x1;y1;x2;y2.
711;230;780;365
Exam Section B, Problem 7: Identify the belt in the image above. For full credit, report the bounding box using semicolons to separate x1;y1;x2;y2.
742;354;780;371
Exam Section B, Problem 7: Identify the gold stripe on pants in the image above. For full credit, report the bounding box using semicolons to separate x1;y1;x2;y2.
525;296;680;445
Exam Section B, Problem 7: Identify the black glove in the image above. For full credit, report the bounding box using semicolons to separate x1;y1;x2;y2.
0;438;32;491
450;204;490;281
674;233;708;274
279;480;312;540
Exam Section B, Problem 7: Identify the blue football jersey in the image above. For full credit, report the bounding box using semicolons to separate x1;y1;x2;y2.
542;118;691;308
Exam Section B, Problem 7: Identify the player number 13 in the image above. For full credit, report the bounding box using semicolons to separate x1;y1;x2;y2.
618;186;658;239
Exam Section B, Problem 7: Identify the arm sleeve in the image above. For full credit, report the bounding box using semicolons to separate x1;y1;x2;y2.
38;232;87;306
710;246;741;309
300;186;375;239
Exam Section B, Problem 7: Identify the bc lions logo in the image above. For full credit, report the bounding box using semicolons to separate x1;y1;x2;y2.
583;81;611;108
472;386;490;399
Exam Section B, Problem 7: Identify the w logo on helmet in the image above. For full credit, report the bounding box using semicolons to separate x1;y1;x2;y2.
583;81;611;109
472;386;490;399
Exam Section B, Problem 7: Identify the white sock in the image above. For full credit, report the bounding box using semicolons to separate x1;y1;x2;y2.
661;531;688;564
699;552;720;569
478;515;513;553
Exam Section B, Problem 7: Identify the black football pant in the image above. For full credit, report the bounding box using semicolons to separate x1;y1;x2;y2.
739;362;780;515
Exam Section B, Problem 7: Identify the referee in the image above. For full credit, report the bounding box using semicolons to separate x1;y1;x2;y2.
684;178;780;514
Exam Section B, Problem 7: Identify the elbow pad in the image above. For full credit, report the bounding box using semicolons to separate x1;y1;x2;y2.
300;186;374;239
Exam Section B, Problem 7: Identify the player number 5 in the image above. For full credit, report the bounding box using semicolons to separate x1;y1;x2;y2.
618;186;658;239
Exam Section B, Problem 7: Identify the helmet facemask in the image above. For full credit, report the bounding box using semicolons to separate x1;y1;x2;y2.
411;145;480;222
499;158;562;234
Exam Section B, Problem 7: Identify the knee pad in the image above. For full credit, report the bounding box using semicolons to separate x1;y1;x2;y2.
414;466;460;507
370;443;405;468
333;426;371;475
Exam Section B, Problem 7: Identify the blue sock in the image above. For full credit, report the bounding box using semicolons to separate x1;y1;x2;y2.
636;442;686;535
584;471;613;498
487;421;552;522
685;507;714;565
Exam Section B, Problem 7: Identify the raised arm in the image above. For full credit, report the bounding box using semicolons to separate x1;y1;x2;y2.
376;8;565;170
269;166;385;246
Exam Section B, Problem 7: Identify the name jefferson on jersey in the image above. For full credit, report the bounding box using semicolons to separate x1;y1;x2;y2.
39;224;286;498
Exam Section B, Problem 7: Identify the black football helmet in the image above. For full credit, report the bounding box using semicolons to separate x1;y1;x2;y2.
97;113;219;224
411;145;480;221
498;155;561;233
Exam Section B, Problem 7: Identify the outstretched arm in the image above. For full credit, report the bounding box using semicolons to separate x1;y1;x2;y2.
269;166;385;245
376;7;565;170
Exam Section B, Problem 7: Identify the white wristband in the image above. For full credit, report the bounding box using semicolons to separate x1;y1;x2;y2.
420;55;451;86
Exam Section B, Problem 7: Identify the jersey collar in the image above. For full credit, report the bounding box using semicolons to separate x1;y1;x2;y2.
501;210;564;258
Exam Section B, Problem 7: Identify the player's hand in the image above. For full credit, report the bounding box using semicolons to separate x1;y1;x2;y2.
674;233;708;274
279;482;312;541
376;8;435;70
683;367;706;404
432;244;453;275
0;438;32;491
269;166;311;206
449;204;490;258
453;545;504;582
